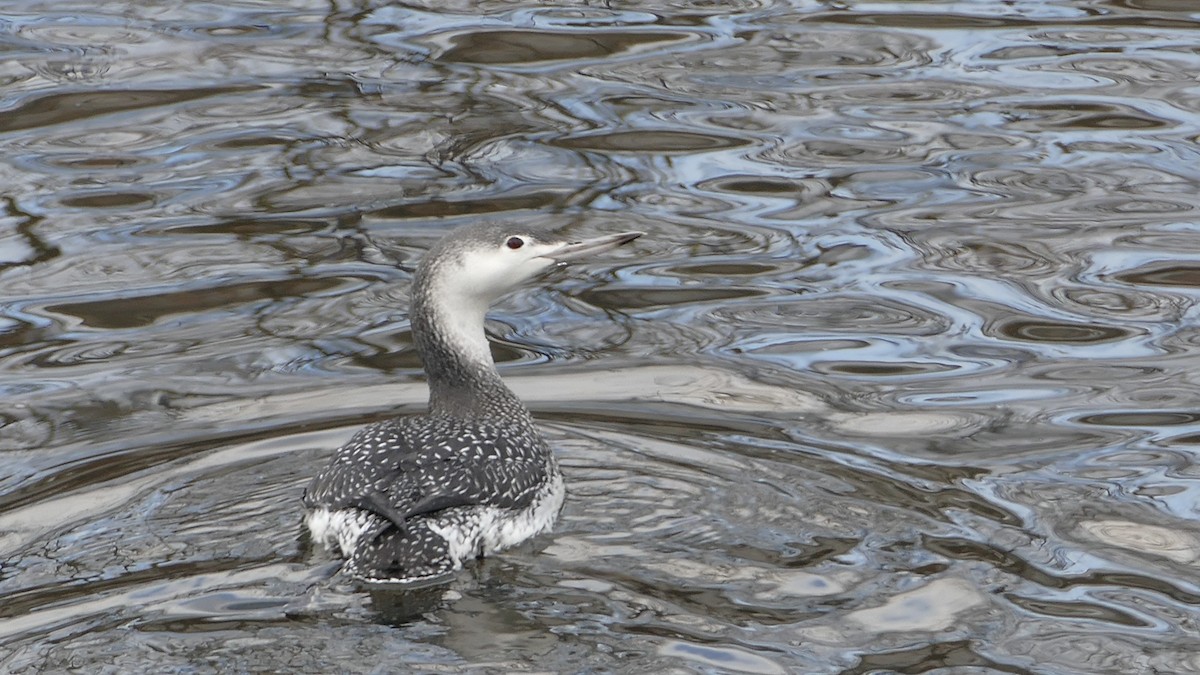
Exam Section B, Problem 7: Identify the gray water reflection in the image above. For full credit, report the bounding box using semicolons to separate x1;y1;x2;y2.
4;0;1200;673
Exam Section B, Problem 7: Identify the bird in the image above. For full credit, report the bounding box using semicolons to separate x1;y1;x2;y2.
303;222;642;584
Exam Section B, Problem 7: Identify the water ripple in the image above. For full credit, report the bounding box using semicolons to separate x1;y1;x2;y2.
5;0;1200;672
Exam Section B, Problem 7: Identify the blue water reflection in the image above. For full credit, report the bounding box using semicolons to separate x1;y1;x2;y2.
3;0;1200;673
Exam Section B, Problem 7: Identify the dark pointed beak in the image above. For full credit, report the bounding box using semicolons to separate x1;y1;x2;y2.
542;231;643;262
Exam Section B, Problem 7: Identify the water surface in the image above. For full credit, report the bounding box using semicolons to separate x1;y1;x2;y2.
3;1;1200;673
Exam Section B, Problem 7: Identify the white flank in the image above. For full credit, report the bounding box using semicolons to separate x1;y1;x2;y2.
428;472;566;566
305;507;375;556
306;471;565;570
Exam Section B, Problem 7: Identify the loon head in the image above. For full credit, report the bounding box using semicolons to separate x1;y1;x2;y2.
417;223;643;306
409;223;643;374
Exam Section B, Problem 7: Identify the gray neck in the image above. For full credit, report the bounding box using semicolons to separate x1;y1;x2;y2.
410;277;531;421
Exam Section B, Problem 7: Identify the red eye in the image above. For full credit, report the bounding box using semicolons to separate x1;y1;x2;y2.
506;237;524;249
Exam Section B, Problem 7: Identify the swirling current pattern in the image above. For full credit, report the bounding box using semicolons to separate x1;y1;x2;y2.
2;1;1200;673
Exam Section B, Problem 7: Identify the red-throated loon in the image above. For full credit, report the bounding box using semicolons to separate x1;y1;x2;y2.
303;223;642;583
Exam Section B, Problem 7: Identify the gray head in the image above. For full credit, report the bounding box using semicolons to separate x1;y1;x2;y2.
409;223;643;404
415;222;643;309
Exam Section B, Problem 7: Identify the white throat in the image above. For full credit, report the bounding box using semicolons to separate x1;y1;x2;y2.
423;281;494;368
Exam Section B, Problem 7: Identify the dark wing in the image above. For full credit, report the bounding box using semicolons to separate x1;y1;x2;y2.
303;416;551;532
302;419;424;516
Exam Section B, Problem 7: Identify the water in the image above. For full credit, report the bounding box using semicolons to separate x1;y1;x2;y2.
3;0;1200;672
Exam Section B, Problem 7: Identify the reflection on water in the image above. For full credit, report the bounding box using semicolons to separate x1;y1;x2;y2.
4;0;1200;673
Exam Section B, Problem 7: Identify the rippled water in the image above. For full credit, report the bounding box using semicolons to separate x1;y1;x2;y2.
3;0;1200;672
